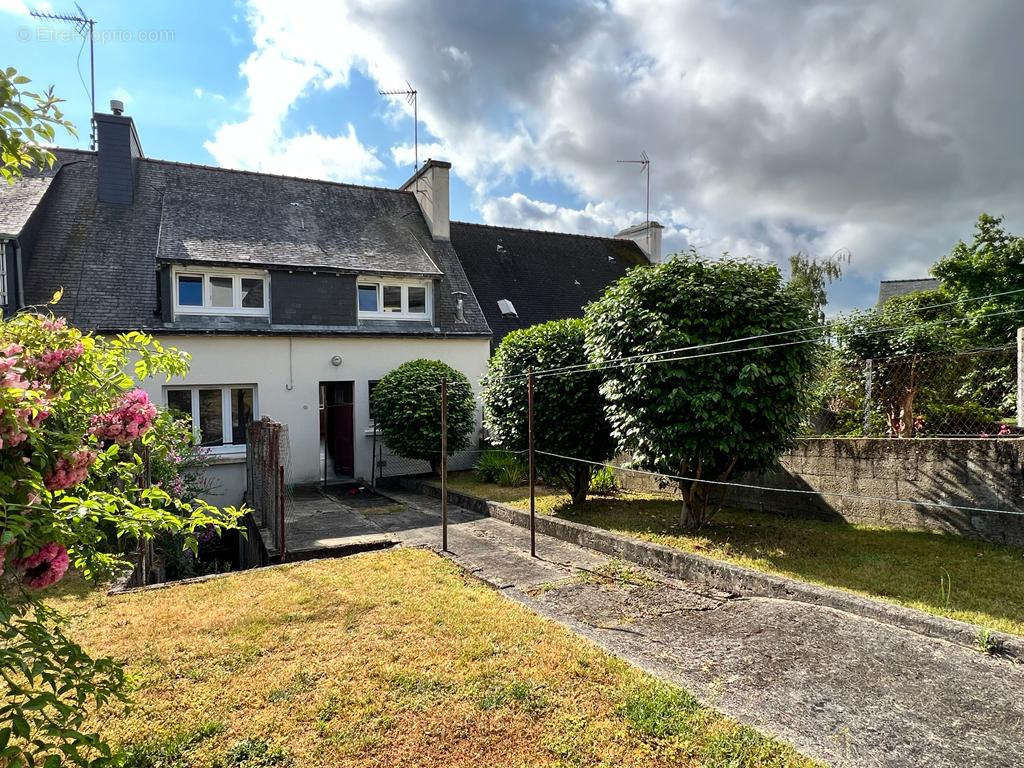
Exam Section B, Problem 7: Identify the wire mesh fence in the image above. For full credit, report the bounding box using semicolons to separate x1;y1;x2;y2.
805;345;1019;438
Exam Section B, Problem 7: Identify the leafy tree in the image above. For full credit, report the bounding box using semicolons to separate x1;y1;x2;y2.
371;359;475;475
932;213;1024;347
586;252;815;530
788;249;849;324
834;289;962;436
483;319;613;505
932;213;1024;414
0;66;75;182
0;308;241;767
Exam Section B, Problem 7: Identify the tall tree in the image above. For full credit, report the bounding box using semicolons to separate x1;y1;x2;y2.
788;249;849;325
932;213;1024;347
586;252;815;530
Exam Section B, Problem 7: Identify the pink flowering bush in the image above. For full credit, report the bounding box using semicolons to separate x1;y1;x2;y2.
13;541;69;589
0;308;244;767
43;447;96;491
89;388;157;443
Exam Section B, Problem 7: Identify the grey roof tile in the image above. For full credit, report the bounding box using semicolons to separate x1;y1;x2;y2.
449;221;647;348
877;278;940;306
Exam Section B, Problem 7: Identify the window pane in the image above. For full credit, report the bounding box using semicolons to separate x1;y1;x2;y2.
383;285;402;312
230;387;254;445
166;389;192;419
177;275;202;306
198;389;223;446
358;284;378;312
408;286;426;313
210;277;233;308
240;278;264;309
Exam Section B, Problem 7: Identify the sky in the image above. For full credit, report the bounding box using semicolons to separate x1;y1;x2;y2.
3;0;1024;312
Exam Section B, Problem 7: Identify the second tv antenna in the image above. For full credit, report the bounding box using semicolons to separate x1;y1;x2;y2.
617;150;651;253
378;81;418;170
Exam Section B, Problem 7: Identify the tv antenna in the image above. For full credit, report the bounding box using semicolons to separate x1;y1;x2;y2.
30;3;96;149
617;150;651;254
378;82;418;169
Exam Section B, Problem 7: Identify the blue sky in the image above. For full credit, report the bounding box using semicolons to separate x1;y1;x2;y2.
4;0;1024;314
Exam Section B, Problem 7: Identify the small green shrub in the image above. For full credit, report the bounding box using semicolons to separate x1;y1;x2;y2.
588;466;620;496
474;449;510;482
475;449;527;486
497;462;527;487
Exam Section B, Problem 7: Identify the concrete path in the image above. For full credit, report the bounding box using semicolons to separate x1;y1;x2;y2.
283;487;1024;768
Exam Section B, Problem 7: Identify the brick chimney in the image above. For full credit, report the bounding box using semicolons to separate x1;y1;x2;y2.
615;220;664;263
400;159;450;240
94;100;143;204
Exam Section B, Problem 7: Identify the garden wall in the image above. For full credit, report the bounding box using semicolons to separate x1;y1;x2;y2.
619;438;1024;547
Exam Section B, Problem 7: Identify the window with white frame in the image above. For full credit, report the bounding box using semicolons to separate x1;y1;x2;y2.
165;385;256;450
173;268;268;316
356;278;431;320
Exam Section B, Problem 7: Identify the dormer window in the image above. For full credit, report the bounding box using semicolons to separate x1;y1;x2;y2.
173;267;269;316
357;278;431;320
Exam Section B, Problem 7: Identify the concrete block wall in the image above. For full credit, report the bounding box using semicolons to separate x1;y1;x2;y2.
618;438;1024;547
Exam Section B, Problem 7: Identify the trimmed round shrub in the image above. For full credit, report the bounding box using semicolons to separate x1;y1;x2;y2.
483;318;613;504
372;359;475;474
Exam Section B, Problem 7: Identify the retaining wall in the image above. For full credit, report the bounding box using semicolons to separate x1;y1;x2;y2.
620;438;1024;547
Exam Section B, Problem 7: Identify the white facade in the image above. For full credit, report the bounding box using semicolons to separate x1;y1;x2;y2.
140;334;491;505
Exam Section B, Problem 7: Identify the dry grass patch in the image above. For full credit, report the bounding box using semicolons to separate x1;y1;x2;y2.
446;473;1024;637
48;549;815;768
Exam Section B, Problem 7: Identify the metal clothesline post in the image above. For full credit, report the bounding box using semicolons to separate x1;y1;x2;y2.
441;377;448;552
527;368;536;558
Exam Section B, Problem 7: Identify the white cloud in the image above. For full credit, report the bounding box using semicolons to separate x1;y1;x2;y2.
193;87;226;102
210;0;1024;308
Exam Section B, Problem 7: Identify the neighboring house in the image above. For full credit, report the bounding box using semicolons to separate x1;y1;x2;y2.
0;104;649;503
877;278;940;306
451;221;650;348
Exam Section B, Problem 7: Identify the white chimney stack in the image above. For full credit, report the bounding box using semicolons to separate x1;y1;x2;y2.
400;159;451;240
615;220;664;263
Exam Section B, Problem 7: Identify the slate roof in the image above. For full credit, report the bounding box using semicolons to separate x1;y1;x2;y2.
11;149;488;336
0;163;61;237
877;278;940;306
153;161;441;275
449;221;648;348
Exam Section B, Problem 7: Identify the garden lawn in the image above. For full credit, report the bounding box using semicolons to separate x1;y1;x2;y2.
446;473;1024;637
48;549;816;768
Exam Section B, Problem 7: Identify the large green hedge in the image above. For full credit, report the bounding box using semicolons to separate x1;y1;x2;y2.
483;318;613;504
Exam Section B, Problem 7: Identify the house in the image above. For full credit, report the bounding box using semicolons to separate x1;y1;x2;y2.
877;278;940;306
0;103;649;503
450;221;651;348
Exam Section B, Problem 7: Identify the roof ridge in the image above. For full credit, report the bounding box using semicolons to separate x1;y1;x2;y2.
50;146;414;196
879;278;937;283
450;219;634;245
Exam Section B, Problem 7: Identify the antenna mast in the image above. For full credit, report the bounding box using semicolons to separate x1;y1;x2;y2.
30;3;97;150
617;150;651;255
378;82;418;169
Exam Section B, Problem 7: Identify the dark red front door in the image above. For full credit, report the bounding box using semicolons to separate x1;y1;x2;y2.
323;382;354;477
